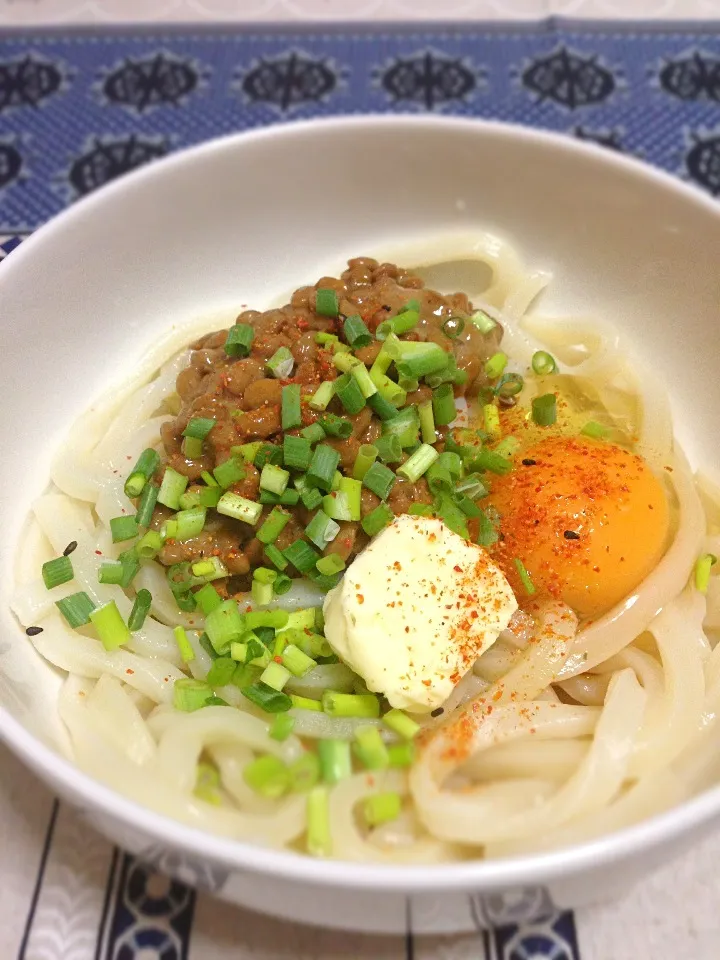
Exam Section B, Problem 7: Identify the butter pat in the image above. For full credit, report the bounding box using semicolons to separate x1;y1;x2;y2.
322;515;518;713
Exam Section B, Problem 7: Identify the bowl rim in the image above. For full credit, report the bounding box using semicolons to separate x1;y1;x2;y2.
3;113;720;891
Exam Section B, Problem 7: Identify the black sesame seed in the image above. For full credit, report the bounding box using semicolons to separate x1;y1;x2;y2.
564;530;580;540
25;626;43;636
431;707;444;718
522;458;537;466
63;540;78;556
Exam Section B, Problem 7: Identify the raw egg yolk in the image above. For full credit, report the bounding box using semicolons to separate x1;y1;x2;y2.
487;436;670;619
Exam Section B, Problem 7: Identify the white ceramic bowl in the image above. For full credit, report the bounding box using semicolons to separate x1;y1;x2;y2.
2;116;720;935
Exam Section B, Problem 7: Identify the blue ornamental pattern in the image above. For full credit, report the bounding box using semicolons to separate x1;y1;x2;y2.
1;17;716;960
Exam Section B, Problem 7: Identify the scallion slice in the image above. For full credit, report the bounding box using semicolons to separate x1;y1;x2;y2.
352;443;378;482
205;599;246;654
307;444;341;492
175;506;207;541
532;393;558;426
367;392;399;422
397;443;439;483
225;323;254;358
361;502;394;537
495;372;524;399
305;511;340;551
284;539;321;574
260;463;290;497
56;591;95;628
174;625;195;663
318;413;353;439
318;738;352;784
483;403;501;439
354;726;389;770
484;352;508;380
216;491;262;525
350;364;378;399
267;345;295;379
468;309;496;334
334;372;366;415
290;693;324;713
308;380;335;412
431;383;456;427
124;448;161;499
322;691;379;718
532;350;558;376
581;420;609;440
89;600;130;651
195;582;222;615
374;434;403;463
468;448;513;476
300;421;326;444
174;677;214;712
264;543;289;570
376;306;420;340
513;557;536;595
315;288;339;317
270;713;296;742
158;467;189;510
387;742;415;767
695;553;717;593
128;589;152;631
316;554;345;576
306;785;332;856
362;461;396;501
282;434;312;472
281;383;302;431
241;682;293;713
281;643;316;677
136;482;159;528
42;555;73;589
110;514;139;543
255;506;290;545
343;314;372;349
213;456;245;489
383;709;420;740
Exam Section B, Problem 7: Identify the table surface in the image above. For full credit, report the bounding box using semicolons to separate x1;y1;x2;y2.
3;4;720;960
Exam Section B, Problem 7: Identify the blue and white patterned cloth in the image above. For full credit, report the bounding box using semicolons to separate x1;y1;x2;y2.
3;18;720;960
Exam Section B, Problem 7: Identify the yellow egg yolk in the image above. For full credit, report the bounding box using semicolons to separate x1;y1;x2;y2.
487;436;670;620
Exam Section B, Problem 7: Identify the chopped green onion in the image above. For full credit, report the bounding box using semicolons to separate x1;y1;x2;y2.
532;350;558;376
306;785;332;856
695;553;717;593
195;583;222;615
290;693;324;712
156;468;188;512
97;556;138;588
253;443;283;470
309;381;335;412
363;791;402;827
483;403;501;439
305;511;340;551
244;754;290;799
367;391;399;421
56;591;96;628
495;372;525;399
333;351;361;373
205;599;246;654
387;742;415;767
353;726;389;770
494;436;521;459
175;506;206;542
267;345;295;379
136;482;159;528
344;314;372;349
134;530;162;559
318;739;352;784
108;514;138;543
284;539;321;574
283;435;312;472
435;494;469;539
370;343;394;376
532;393;558;426
316;554;345;576
315;331;339;346
198;633;218;660
322;491;353;522
216;491;262;526
42;555;73;589
245;609;289;630
318;413;353;439
260;463;290;497
315;288;339;317
374;434;403;463
207;656;237;687
398;374;419;393
191;557;229;582
264;543;289;571
307;444;341;492
362;461;396;501
376;307;420;340
322;691;379;718
128;589;152;632
260;660;292;691
334;372;366;415
468;448;513;476
281;644;316;677
350;444;378;482
432;383;456;427
89;600;130;651
350;363;378;399
173;678;214;712
257;506;291;544
484;352;508;379
183;418;215;441
281;383;302;431
408;503;433;517
397;443;439;483
270;713;296;742
235;441;263;463
200;470;219;487
259;488;300;506
418;401;436;444
225;323;254;357
469;309;496;334
581;420;610;440
442;316;465;339
514;557;536;595
251;578;273;607
338;476;361;521
124;448;161;498
300;422;326;444
396;346;449;379
241;682;292;713
361;502;395;537
286;608;316;630
288;753;320;793
214;456;246;489
174;625;195;662
383;708;420;740
254;566;278;586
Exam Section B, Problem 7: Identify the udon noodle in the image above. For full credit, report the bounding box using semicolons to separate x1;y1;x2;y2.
11;234;719;863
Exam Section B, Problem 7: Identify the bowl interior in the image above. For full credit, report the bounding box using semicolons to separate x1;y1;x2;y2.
2;115;720;870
